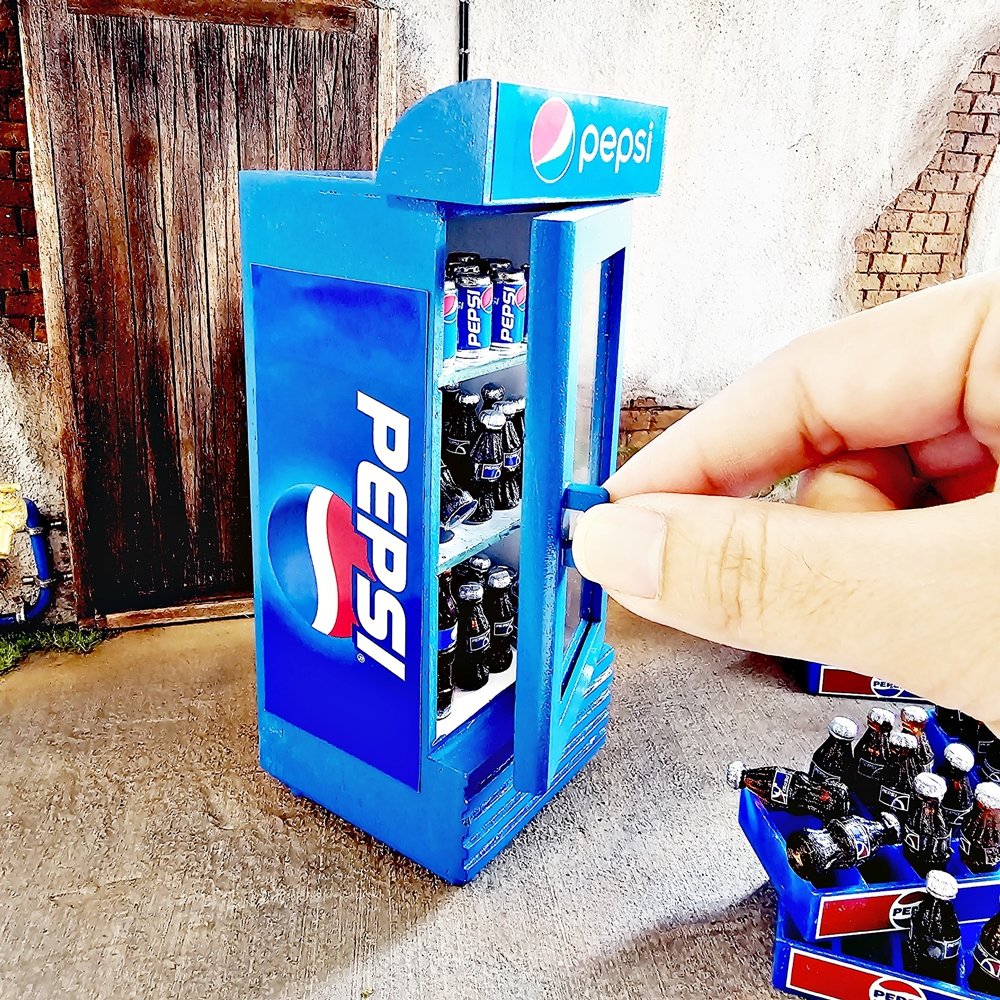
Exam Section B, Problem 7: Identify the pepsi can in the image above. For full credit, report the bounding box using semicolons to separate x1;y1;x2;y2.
443;276;459;360
456;273;493;357
491;267;526;352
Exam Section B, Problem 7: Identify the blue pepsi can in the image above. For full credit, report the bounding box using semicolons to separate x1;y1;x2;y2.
456;272;493;357
443;276;459;360
491;267;527;352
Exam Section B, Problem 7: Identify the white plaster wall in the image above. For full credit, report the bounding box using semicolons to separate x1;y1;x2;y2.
386;0;1000;404
966;155;1000;275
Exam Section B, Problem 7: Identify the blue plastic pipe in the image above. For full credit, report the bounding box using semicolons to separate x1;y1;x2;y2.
0;499;55;628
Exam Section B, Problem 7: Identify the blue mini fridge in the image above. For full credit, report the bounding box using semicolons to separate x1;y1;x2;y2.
239;79;668;883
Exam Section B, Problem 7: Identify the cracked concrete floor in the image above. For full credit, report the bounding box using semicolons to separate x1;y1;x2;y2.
0;605;855;1000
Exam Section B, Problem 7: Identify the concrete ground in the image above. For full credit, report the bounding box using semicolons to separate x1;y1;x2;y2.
0;606;858;1000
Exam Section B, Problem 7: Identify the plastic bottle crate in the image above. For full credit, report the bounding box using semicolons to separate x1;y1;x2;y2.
773;903;994;1000
739;710;1000;941
800;662;924;702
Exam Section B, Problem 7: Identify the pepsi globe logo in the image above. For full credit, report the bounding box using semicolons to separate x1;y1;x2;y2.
514;283;527;311
869;978;926;1000
889;889;927;929
480;283;494;310
872;677;906;698
268;484;374;639
443;288;459;323
530;97;576;183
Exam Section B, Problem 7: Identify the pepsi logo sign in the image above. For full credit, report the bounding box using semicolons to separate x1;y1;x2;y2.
869;978;926;1000
888;889;926;929
530;98;575;183
443;288;458;323
871;677;905;698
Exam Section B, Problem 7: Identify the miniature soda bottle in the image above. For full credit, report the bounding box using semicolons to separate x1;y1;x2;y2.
853;707;896;806
971;910;1000;997
960;781;1000;873
903;871;962;984
509;395;526;453
936;743;976;831
453;553;491;591
444;390;482;485
465;410;506;524
786;812;902;883
440;461;478;533
441;383;461;425
901;705;935;772
903;773;953;875
726;762;851;821
495;399;522;511
810;717;858;788
436;573;458;719
878;731;921;817
483;566;516;674
480;381;506;412
454;581;491;690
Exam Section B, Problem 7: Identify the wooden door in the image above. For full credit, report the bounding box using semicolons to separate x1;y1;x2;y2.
18;0;395;623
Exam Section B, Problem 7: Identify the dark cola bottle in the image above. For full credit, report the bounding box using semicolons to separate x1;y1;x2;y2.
726;762;851;821
465;410;505;524
436;573;457;719
904;772;953;875
480;381;506;412
935;706;972;742
509;396;526;458
903;871;962;984
853;707;896;806
444;390;483;486
810;717;858;788
453;553;491;593
901;705;936;773
960;781;1000;874
495;399;522;510
454;581;491;691
936;743;976;831
878;731;922;818
440;461;478;534
971;910;1000;997
786;812;902;883
441;383;461;425
483;566;516;674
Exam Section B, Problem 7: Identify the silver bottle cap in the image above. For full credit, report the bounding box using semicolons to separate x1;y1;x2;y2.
889;731;918;751
976;782;1000;810
498;399;519;417
458;390;481;406
829;717;859;741
900;705;929;727
925;870;959;901
913;772;947;800
466;554;491;573
480;409;507;431
457;582;484;603
486;566;513;589
878;811;903;840
508;395;526;413
869;707;896;729
942;743;975;773
726;761;746;790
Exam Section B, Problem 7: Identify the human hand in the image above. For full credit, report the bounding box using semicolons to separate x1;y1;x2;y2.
572;269;1000;732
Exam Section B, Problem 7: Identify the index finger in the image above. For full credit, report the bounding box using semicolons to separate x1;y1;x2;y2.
607;269;1000;500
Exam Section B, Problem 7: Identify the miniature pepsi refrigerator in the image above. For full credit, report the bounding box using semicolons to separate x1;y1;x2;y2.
239;80;668;884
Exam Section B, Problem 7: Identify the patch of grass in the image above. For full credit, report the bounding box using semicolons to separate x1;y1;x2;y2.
0;624;110;677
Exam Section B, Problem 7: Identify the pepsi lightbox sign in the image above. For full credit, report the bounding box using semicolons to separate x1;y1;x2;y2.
490;83;667;202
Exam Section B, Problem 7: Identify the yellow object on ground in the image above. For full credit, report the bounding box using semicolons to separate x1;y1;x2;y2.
0;484;27;557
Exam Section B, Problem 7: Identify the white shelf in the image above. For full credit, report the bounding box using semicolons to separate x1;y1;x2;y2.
438;504;521;572
439;344;527;386
436;655;517;739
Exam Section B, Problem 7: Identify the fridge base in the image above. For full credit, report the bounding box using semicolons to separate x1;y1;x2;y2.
260;645;614;885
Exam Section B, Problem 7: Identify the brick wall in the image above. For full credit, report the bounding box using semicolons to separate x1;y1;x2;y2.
0;0;41;341
618;399;687;463
853;49;1000;308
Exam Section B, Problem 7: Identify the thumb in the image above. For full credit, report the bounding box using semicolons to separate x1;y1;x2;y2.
572;493;1000;728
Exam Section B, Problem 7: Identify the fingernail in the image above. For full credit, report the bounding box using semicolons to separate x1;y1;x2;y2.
572;504;666;600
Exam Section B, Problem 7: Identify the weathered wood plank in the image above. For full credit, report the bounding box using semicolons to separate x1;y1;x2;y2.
95;595;254;629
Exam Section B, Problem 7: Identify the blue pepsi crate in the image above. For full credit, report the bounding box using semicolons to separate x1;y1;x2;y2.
774;904;994;1000
739;711;1000;941
801;662;925;702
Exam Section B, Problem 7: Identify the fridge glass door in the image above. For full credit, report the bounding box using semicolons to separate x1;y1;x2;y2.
514;201;631;795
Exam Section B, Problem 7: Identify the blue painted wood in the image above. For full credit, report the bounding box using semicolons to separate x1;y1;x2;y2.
514;200;632;795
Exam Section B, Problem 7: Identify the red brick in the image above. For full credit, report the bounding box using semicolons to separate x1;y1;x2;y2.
988;115;1000;134
882;273;920;292
895;190;933;211
952;93;975;114
856;251;872;271
869;290;901;306
943;132;967;151
965;133;998;154
14;150;30;180
871;253;903;271
917;171;957;192
954;173;981;193
5;291;43;316
855;230;888;252
973;93;1000;114
0;263;22;288
961;72;993;93
993;74;1000;93
916;273;944;290
924;234;961;254
25;265;41;289
982;54;1000;73
887;232;925;253
946;112;987;133
877;209;910;231
7;96;24;122
0;179;32;207
942;151;977;172
944;213;966;234
941;254;964;277
0;69;22;90
909;212;948;233
0;206;15;235
6;316;30;336
19;207;34;236
855;272;882;290
0;121;26;147
931;191;970;212
32;318;46;343
0;149;11;178
901;254;943;273
928;151;945;170
0;234;26;261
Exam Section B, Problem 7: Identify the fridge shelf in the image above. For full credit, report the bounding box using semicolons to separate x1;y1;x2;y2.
437;655;518;739
438;344;527;386
438;505;521;572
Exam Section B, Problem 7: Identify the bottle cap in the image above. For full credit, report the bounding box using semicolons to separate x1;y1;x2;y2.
869;707;896;728
493;267;526;282
441;383;461;395
913;772;947;800
829;717;858;741
725;761;746;790
456;270;490;286
889;731;918;751
976;782;1000;810
925;870;959;901
480;409;507;431
466;554;491;574
877;811;903;843
457;582;484;602
447;251;481;263
900;705;929;727
481;382;506;400
508;395;526;413
498;399;519;417
942;743;975;773
487;566;513;589
458;390;481;406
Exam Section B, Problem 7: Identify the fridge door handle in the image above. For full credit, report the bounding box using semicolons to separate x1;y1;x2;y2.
560;484;610;569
